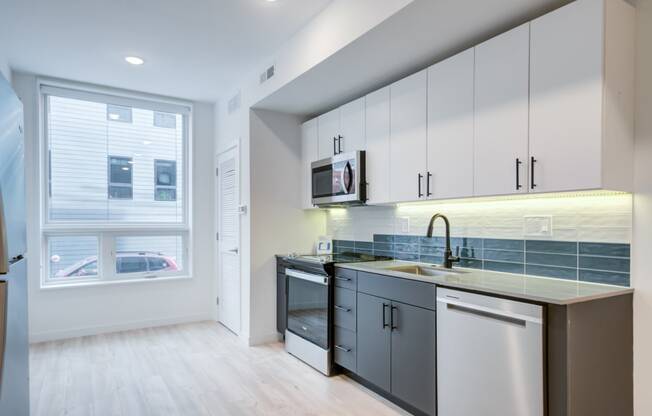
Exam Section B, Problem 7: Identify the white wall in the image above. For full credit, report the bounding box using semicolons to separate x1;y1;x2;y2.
249;109;325;344
0;45;9;82
215;0;412;345
13;72;216;342
633;0;652;413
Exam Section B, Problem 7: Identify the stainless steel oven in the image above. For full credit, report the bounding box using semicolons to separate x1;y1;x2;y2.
311;151;366;207
285;268;332;375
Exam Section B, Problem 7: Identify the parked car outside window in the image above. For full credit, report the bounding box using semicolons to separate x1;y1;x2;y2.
54;251;178;277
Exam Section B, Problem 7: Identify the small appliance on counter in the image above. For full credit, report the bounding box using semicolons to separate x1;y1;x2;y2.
315;236;333;256
311;151;366;207
281;250;390;376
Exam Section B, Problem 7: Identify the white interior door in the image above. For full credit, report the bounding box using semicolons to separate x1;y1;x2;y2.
217;147;240;334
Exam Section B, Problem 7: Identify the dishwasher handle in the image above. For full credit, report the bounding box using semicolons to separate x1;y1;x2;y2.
437;297;543;326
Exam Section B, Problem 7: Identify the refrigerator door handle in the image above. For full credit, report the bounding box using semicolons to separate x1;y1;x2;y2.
0;188;8;275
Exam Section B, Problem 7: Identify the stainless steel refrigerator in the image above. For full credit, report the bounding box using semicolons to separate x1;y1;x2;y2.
0;72;29;416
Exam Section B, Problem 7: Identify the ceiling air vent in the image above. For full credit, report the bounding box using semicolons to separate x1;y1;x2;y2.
228;91;241;114
259;64;276;84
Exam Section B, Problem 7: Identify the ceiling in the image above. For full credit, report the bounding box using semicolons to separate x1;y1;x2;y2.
0;0;332;102
255;0;573;116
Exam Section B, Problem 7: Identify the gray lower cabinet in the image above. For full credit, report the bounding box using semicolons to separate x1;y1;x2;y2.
390;301;436;416
356;290;436;416
276;271;286;335
356;292;391;392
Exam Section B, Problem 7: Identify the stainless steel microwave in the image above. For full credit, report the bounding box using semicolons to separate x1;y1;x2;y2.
311;151;366;207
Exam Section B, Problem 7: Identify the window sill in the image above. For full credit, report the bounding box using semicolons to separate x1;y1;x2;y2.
39;274;193;291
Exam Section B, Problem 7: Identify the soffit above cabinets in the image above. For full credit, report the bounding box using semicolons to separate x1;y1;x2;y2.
255;0;573;116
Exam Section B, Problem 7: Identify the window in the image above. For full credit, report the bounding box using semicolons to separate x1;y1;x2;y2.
155;160;177;201
108;156;133;199
41;83;191;286
154;112;176;129
107;104;133;123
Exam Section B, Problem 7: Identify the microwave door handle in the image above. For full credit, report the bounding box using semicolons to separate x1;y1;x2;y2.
0;188;8;275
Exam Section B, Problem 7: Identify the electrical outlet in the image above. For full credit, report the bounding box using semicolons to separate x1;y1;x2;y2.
398;217;410;233
524;216;553;237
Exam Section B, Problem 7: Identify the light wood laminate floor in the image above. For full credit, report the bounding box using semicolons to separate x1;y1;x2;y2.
30;322;409;416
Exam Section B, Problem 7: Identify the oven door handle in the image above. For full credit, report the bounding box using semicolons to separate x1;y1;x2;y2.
286;269;329;285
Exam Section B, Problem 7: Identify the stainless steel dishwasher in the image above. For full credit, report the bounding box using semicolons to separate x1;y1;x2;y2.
437;288;544;416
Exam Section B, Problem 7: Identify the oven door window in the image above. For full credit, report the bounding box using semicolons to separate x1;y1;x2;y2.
287;275;329;349
312;164;333;199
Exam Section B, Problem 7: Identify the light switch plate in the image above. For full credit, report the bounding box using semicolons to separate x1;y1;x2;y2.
524;215;553;237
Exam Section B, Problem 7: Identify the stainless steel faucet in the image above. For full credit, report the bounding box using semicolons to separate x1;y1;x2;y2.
426;214;460;269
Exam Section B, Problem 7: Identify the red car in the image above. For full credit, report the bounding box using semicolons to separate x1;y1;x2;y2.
54;251;179;277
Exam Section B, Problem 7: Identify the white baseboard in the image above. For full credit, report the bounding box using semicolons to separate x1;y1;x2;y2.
29;314;213;344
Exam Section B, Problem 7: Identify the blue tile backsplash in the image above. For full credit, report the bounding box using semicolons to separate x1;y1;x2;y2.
334;235;631;287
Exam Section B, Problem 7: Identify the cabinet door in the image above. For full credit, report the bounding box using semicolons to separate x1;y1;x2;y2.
356;292;391;392
390;70;428;203
301;118;319;209
390;301;436;416
276;273;286;334
427;49;474;199
474;24;530;197
529;0;603;193
318;108;340;160
365;87;391;204
339;97;366;153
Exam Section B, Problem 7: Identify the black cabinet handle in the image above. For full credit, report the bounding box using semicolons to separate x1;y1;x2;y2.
335;344;352;353
382;303;389;328
333;137;337;155
418;174;424;198
337;135;343;154
391;305;398;330
334;305;351;312
335;276;351;282
516;158;523;190
531;156;537;189
427;172;433;197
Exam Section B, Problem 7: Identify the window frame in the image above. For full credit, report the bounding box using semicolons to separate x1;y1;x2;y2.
38;79;193;288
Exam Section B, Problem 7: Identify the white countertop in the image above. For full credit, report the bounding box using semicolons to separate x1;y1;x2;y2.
335;260;634;305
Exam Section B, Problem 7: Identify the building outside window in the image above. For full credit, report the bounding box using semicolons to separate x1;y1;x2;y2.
108;156;133;199
40;82;191;286
154;159;177;201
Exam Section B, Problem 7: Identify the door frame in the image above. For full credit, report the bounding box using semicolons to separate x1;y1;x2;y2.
215;143;241;334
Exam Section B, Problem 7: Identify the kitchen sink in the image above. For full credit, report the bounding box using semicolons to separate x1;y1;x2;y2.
382;264;463;276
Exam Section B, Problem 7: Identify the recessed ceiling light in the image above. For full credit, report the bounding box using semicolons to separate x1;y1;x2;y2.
125;56;145;65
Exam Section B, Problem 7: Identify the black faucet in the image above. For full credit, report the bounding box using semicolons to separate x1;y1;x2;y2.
426;213;460;269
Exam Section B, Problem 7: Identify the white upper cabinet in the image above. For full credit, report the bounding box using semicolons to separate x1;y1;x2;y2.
365;87;391;204
390;70;428;203
529;0;635;193
304;0;634;207
427;49;475;200
474;23;530;197
317;98;366;160
301;118;319;209
317;108;340;160
339;97;366;154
